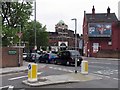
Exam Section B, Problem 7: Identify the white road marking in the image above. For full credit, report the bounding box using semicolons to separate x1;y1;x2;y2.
49;67;53;69
8;85;14;90
113;78;119;80
8;72;42;81
53;67;57;70
104;76;110;78
89;65;105;69
49;66;75;73
58;68;62;71
89;62;112;65
0;85;14;89
62;69;68;72
68;70;74;73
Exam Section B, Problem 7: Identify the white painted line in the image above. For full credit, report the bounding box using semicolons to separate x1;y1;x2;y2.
8;85;14;90
0;85;10;89
0;85;14;89
49;67;53;69
104;76;110;78
113;78;119;80
62;69;69;72
53;68;57;70
68;70;74;73
8;75;27;80
91;73;104;77
89;65;105;69
58;68;62;71
89;62;112;65
8;72;42;81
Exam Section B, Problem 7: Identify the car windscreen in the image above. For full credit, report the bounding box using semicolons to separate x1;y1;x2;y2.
69;50;80;57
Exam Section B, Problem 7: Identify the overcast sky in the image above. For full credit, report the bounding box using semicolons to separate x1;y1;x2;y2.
32;0;119;34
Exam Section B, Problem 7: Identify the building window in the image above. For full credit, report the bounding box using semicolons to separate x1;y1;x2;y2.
93;43;99;53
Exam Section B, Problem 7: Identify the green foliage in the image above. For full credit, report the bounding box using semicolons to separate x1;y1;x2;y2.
1;2;48;48
22;21;49;50
1;2;33;27
1;1;33;46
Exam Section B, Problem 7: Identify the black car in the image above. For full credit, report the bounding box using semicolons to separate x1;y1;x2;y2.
54;50;83;66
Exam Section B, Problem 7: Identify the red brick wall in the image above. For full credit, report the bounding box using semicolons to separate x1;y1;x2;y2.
83;17;120;57
0;47;23;68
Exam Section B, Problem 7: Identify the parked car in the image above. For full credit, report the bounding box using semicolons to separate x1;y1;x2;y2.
25;53;41;62
39;53;58;63
54;50;83;66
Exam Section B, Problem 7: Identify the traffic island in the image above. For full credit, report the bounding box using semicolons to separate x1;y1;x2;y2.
22;73;102;87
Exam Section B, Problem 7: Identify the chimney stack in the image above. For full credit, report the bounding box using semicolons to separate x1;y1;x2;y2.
107;6;110;16
92;6;95;15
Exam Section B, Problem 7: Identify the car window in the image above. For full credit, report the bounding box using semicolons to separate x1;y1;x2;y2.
44;54;49;58
70;50;80;56
61;51;70;57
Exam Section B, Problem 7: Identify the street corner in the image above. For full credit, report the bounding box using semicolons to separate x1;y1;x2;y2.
66;72;103;82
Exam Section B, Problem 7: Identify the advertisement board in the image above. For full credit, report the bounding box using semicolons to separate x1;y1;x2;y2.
88;23;112;37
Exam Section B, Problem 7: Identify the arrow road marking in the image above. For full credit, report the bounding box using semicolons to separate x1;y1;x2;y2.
8;72;42;81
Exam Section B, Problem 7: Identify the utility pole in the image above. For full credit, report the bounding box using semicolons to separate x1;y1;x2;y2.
71;18;77;73
34;0;37;63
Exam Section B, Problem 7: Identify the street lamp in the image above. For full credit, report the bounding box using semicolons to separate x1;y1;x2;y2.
17;25;22;67
71;18;77;73
34;0;37;63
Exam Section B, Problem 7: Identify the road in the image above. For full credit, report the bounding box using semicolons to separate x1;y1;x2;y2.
1;58;119;89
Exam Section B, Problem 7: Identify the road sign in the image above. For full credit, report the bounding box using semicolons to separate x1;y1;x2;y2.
28;64;31;70
16;32;22;38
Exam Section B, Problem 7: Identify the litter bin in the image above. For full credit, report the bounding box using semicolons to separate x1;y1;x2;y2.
28;63;38;82
81;60;88;74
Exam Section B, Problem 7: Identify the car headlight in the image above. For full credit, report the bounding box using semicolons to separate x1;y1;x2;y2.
77;59;79;61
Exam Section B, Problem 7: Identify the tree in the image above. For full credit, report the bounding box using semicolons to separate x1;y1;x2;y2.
1;2;32;28
23;21;49;50
1;1;33;46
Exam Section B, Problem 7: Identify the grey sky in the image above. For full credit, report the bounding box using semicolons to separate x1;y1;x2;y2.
33;0;119;34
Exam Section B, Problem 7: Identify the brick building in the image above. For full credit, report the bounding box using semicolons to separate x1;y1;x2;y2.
48;20;81;52
83;6;120;58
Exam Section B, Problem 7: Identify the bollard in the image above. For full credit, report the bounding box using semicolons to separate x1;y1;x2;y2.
28;63;38;82
81;60;88;74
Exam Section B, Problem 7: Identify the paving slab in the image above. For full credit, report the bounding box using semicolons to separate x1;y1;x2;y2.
22;73;102;87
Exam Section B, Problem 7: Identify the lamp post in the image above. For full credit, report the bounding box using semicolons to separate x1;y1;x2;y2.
71;18;77;73
34;0;37;63
17;25;21;67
